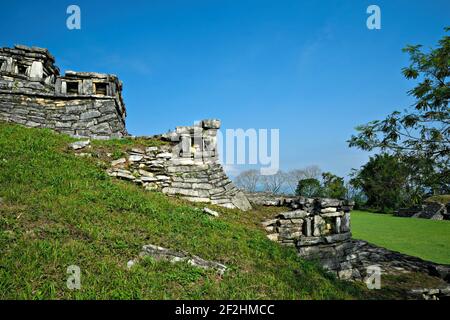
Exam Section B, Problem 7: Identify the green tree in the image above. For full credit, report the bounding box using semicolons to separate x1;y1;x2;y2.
345;181;367;209
295;178;322;197
322;172;347;199
350;154;410;213
348;28;449;197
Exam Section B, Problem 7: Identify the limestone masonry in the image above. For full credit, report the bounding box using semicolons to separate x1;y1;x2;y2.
0;45;127;139
0;45;252;210
106;119;252;211
396;202;450;220
261;196;450;287
2;45;450;298
262;197;357;279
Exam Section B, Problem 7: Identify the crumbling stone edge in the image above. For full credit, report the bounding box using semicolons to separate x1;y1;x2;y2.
127;244;228;276
262;196;450;299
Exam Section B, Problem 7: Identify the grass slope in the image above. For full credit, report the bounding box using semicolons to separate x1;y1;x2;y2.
0;122;366;300
352;210;450;265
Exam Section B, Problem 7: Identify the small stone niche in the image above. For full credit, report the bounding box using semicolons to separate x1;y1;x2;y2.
94;82;108;95
66;81;79;95
323;217;335;235
17;64;28;76
262;198;354;246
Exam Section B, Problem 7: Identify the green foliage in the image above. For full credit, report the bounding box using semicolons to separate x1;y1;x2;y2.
294;172;347;200
321;172;347;199
348;27;449;199
0;122;364;300
349;28;449;161
344;182;367;209
351;152;450;213
401;154;450;198
295;178;322;197
425;194;450;205
350;154;410;213
352;210;450;264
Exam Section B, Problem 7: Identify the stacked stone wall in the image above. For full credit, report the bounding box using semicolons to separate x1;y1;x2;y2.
0;45;127;139
262;196;450;282
0;45;251;210
262;197;356;278
106;120;252;211
0;93;125;139
396;201;450;220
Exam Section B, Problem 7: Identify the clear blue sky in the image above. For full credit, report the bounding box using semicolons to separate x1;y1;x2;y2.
1;0;449;177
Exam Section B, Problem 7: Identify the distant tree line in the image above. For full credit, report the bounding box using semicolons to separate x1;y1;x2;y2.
235;166;323;194
235;165;351;201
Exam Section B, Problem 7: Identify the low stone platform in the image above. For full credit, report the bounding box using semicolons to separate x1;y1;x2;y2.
262;196;450;285
396;201;450;220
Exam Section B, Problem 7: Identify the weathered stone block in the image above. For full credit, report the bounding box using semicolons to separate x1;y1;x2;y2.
319;198;342;207
321;207;337;213
297;236;324;246
261;219;278;227
128;155;144;162
321;211;344;218
80;110;102;120
324;232;351;244
303;218;312;237
201;119;221;129
279;210;309;219
341;212;351;233
313;215;326;237
334;217;341;234
267;233;279;241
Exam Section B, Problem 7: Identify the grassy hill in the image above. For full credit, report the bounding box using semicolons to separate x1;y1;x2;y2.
0;122;368;300
352;210;450;265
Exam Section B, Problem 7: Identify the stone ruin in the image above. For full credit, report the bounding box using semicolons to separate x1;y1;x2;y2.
262;197;357;279
0;45;252;211
396;201;450;220
106;119;252;211
261;196;450;287
2;45;449;296
0;45;127;139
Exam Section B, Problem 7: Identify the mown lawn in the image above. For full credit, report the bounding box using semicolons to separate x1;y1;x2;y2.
352;210;450;265
0;122;367;300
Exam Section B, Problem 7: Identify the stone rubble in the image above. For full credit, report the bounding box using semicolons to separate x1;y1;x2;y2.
262;197;357;278
69;140;90;150
203;207;220;217
5;45;449;298
106;120;252;211
138;244;227;275
262;196;450;286
342;240;450;283
410;287;450;300
1;45;250;211
126;260;135;269
262;197;353;246
396;201;450;220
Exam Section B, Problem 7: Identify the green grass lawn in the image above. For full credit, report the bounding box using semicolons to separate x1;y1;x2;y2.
0;122;367;300
352;210;450;265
